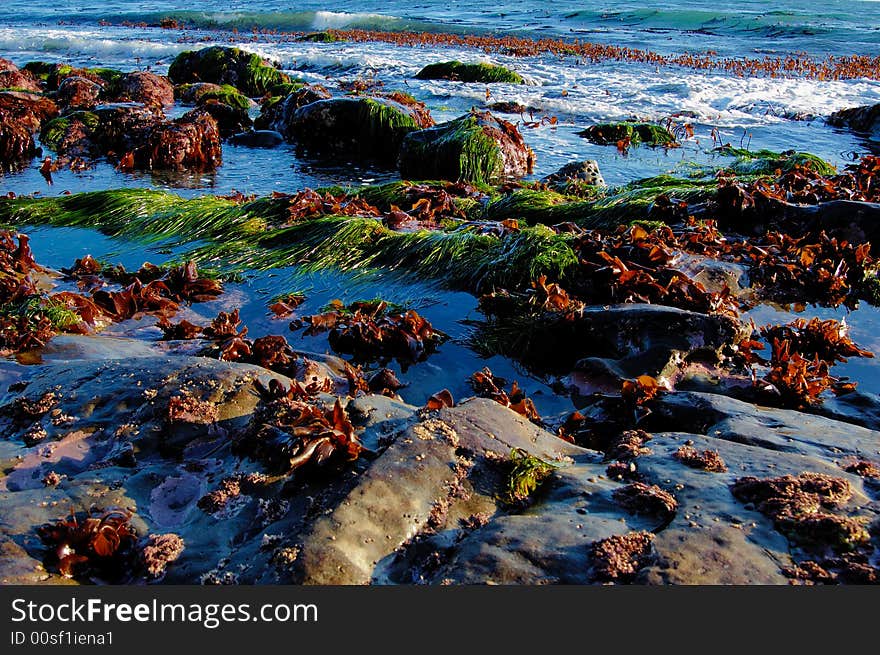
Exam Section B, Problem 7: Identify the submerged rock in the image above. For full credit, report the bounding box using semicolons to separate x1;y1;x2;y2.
398;110;535;184
415;60;525;84
827;103;880;142
168;46;289;97
287;96;429;163
229;129;284;148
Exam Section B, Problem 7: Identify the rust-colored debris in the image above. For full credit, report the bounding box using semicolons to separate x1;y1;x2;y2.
589;531;655;583
469;367;541;423
674;443;728;472
612;482;678;523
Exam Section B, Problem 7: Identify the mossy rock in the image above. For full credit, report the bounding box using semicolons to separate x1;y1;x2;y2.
415;61;525;84
715;147;837;177
287;96;425;162
579;122;677;147
297;31;341;43
260;84;332;137
197;85;252;111
398;110;534;185
39;111;99;151
168;46;289;97
175;83;251;111
22;61;55;82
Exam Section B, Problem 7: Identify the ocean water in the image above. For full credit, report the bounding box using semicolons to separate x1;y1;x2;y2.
1;2;880;405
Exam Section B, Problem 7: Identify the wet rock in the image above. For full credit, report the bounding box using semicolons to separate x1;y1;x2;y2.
541;160;606;187
0;115;38;169
38;111;100;157
90;103;157;154
168;46;288;97
229;129;284;148
827;103;880;142
287;96;428;163
542;304;747;381
579;122;677;147
55;76;102;111
130;109;222;171
0;91;57;168
399;110;535;184
643;390;880;460
0;91;59;133
258;84;332;138
192;100;251;138
415;60;525;84
114;71;174;110
0;58;42;93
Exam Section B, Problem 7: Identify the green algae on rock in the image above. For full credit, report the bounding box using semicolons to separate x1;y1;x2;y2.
288;96;430;162
415;60;525;84
168;46;289;97
399;110;534;184
578;122;677;147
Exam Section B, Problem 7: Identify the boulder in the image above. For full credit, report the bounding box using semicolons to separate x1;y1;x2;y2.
228;129;284;148
55;75;102;111
256;84;331;136
193;100;251;138
398;110;535;184
168;46;289;97
827;103;880;142
114;71;174;110
579;122;677;147
131;109;222;171
287;96;428;163
0;58;42;93
415;60;525;84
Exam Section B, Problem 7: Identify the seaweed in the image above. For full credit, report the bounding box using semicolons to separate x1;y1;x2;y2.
501;448;557;504
588;531;655;583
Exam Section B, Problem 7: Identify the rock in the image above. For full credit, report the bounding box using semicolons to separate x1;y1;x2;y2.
578;122;677;147
256;84;332;137
229;129;284;148
287;96;428;163
174;82;225;104
542;160;606;187
398;110;535;184
518;304;747;378
38;111;100;156
114;71;174;110
45;65;123;94
168;46;289;97
193;100;251;138
0;115;38;169
827;103;880;142
0;91;57;168
415;60;525;84
55;75;102;111
643;390;880;460
0;58;42;93
90;103;157;154
0;91;58;133
131;109;222;171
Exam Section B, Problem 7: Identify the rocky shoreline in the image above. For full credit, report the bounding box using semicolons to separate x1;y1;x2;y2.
1;45;879;585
